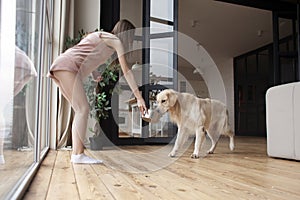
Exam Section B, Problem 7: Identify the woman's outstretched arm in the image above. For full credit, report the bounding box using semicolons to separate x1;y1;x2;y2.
101;34;147;113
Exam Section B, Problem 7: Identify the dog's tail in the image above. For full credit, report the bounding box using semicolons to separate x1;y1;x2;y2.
224;110;235;151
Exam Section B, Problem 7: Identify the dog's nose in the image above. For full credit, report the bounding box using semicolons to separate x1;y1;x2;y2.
154;108;163;114
148;109;163;123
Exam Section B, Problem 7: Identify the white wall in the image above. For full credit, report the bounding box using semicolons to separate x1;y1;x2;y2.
178;35;235;129
217;58;235;129
74;0;100;34
120;0;142;28
73;0;100;139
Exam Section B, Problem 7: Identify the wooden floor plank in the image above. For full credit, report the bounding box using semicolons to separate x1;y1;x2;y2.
91;163;155;200
200;157;300;197
90;152;186;200
169;138;300;200
118;172;187;200
23;150;57;200
73;162;115;200
168;158;287;200
91;143;240;199
128;146;253;199
23;137;300;200
45;150;79;200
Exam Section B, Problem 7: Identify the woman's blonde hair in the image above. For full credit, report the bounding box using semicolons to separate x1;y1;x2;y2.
111;19;135;52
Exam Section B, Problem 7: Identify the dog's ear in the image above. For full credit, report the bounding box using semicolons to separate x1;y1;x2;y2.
167;90;178;107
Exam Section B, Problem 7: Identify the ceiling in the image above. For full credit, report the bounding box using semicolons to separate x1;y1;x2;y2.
178;0;294;63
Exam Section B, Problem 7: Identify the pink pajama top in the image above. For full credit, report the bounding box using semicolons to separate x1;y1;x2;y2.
48;31;115;80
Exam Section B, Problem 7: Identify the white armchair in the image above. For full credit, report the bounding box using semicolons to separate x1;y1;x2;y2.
266;82;300;160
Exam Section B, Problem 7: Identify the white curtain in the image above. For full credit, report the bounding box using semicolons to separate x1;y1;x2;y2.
50;0;74;149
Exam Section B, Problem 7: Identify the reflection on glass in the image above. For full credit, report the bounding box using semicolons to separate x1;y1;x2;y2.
147;91;173;138
246;54;256;74
280;57;296;83
258;50;269;75
118;87;175;139
151;0;173;22
117;36;143;139
117;36;175;138
150;37;174;85
120;0;143;29
0;46;37;199
12;46;37;151
150;21;173;34
0;0;40;198
118;89;135;138
278;18;293;40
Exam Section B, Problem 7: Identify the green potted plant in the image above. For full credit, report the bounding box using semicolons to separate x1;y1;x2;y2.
85;61;119;150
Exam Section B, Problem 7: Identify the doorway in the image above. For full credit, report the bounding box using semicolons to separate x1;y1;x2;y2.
234;15;298;136
234;47;272;136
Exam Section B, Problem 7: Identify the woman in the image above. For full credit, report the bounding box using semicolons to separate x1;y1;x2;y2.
48;19;147;164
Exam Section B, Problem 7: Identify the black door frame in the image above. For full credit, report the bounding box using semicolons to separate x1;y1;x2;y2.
231;0;299;136
273;10;299;85
234;45;273;136
217;0;300;84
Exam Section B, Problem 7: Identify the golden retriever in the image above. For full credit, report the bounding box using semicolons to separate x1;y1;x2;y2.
152;89;234;158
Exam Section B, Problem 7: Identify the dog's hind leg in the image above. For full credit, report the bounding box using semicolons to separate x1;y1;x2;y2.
191;126;206;159
226;129;235;151
206;131;221;154
229;135;234;151
223;111;235;151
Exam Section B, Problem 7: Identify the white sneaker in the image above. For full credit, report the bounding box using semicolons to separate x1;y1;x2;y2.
71;153;103;164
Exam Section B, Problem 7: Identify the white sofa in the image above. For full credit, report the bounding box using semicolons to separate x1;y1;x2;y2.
266;82;300;160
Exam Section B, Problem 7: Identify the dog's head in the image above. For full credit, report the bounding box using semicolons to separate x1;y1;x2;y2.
148;89;179;124
155;89;178;114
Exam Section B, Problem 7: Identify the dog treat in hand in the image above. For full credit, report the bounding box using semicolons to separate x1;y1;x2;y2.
142;110;152;122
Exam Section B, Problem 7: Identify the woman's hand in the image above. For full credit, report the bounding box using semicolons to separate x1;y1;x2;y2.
137;97;147;114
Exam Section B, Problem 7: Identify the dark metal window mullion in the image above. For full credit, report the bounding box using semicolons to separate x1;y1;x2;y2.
149;32;174;39
297;3;300;81
142;0;151;138
141;0;178;139
150;16;174;26
173;0;178;91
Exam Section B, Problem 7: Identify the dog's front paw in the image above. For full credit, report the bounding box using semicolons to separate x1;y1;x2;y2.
168;152;176;157
190;154;199;159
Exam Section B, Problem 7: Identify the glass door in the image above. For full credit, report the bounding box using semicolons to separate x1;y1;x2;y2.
142;0;178;142
0;0;52;198
115;0;178;144
272;10;298;85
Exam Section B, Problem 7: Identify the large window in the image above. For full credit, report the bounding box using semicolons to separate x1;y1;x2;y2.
112;0;177;144
0;0;52;199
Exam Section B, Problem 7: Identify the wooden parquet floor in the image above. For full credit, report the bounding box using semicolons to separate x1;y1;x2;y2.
23;137;300;200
